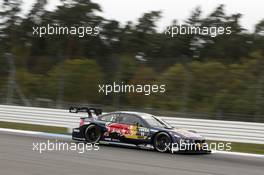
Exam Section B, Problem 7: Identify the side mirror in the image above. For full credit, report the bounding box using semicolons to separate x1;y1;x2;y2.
135;122;143;128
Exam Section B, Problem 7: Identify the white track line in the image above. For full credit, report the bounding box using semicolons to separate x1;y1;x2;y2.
213;150;263;158
0;128;71;140
0;128;263;158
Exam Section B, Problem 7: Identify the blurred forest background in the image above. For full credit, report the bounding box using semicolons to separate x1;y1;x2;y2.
0;0;264;122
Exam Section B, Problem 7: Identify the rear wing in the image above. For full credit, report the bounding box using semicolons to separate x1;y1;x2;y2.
69;107;102;118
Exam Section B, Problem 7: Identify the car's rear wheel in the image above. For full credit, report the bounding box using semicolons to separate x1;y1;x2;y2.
84;125;101;143
153;132;172;153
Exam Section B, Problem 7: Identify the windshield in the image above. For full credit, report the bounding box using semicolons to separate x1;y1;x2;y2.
141;114;173;128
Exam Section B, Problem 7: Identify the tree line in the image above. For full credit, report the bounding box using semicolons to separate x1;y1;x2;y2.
0;0;264;120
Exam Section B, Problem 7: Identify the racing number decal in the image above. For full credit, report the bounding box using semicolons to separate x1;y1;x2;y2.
138;127;150;138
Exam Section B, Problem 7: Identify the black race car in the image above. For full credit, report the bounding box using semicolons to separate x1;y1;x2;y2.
70;107;211;153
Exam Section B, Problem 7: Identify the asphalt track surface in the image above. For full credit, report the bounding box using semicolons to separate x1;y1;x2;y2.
0;132;263;175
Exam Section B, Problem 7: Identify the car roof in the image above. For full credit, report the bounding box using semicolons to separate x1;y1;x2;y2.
109;111;153;117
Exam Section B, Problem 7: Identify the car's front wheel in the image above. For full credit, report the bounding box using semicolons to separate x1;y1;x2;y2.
84;124;102;143
153;132;172;153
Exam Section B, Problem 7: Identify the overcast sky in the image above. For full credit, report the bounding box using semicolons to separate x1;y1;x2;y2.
22;0;264;32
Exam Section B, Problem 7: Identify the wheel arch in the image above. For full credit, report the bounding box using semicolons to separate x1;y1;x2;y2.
151;131;173;145
82;123;104;136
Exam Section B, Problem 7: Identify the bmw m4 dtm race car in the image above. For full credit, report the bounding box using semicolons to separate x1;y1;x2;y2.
70;107;211;153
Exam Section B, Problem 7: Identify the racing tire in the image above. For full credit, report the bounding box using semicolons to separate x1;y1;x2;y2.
153;132;172;153
84;124;102;143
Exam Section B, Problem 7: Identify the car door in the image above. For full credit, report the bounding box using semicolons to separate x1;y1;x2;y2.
119;113;150;143
99;113;122;141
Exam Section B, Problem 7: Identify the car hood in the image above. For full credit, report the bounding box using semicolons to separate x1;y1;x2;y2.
171;128;203;139
153;127;203;139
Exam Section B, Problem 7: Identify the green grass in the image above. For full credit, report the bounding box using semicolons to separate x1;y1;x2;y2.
0;121;68;134
0;121;263;154
207;140;264;154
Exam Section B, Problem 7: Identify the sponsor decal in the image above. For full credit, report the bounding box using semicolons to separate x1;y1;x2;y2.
105;123;149;139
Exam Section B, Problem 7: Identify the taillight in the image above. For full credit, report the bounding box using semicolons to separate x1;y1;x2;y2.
79;118;85;126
